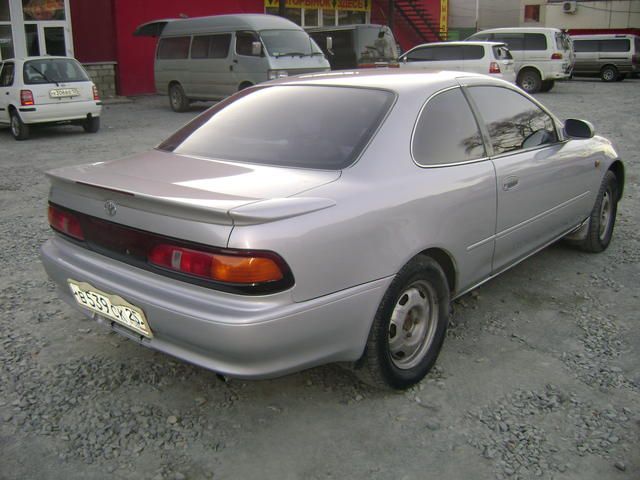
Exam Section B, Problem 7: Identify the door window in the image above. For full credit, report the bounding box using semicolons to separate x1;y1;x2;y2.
494;33;524;51
406;46;434;61
0;61;14;86
573;40;598;53
467;86;557;156
236;31;260;56
412;88;485;166
430;45;463;61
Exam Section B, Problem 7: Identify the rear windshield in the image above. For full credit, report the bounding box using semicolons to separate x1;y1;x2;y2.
492;45;512;60
555;32;572;51
23;58;89;84
356;28;399;62
158;85;395;170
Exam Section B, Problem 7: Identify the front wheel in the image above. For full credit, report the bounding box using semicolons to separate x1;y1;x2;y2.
10;111;29;140
355;256;450;390
578;170;619;253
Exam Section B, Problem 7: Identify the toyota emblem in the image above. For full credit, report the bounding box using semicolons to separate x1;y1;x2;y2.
104;200;117;217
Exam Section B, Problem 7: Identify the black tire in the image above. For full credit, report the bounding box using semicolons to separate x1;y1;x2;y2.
10;110;29;140
518;69;542;94
578;170;618;253
83;115;100;133
615;73;626;82
355;256;450;390
601;65;618;82
540;80;555;92
168;83;189;112
238;81;253;91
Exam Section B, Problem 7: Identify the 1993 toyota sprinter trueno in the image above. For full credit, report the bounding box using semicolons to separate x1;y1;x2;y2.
41;70;624;389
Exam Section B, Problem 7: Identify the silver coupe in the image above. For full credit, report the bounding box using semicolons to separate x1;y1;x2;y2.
41;70;624;389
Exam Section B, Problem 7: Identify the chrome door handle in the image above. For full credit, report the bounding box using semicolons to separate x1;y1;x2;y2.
503;176;519;191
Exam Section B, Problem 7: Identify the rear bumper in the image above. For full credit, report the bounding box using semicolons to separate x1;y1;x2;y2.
41;236;391;378
19;100;101;124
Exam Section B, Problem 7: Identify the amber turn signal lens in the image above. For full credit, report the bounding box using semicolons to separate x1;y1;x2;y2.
212;254;283;284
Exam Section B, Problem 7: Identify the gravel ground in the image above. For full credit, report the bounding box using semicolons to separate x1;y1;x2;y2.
1;79;639;480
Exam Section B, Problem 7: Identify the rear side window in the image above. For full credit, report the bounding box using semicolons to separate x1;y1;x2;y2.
463;45;484;60
412;88;485;166
157;36;191;59
494;33;524;51
467;86;557;155
160;85;395;170
191;34;231;59
0;62;14;86
574;39;598;53
600;39;630;52
524;33;547;51
23;59;89;84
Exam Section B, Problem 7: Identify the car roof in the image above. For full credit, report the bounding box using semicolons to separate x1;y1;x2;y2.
571;34;637;40
2;56;76;63
265;69;499;92
409;41;506;48
472;27;563;34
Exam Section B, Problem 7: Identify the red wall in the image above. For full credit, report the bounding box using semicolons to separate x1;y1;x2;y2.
70;0;116;62
113;0;263;95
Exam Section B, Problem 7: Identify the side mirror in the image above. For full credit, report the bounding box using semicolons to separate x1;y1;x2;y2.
251;41;262;56
564;118;594;139
326;36;334;55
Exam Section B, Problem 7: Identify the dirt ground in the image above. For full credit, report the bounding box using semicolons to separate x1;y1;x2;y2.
0;78;638;480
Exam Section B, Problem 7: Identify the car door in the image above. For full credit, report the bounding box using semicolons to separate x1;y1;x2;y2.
462;44;486;74
189;33;234;99
572;39;599;74
0;61;15;124
464;83;595;272
232;31;266;89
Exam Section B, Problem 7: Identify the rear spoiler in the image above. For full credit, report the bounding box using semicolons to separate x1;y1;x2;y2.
134;19;175;37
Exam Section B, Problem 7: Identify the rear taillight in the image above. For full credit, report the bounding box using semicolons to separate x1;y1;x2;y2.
48;205;84;240
489;62;501;74
148;244;285;284
551;52;563;60
92;85;100;101
20;90;34;106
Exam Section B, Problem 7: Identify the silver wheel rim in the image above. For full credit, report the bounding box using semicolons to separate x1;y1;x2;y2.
521;75;537;92
10;115;20;137
388;280;438;370
598;188;613;241
170;87;181;108
603;69;615;81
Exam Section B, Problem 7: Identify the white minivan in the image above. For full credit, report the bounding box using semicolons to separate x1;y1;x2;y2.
466;27;574;93
135;14;330;112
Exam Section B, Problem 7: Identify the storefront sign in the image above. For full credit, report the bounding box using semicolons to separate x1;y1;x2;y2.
440;0;448;35
264;0;370;12
23;0;65;21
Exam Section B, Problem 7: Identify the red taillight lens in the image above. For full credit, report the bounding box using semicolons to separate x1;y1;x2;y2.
48;205;84;240
20;90;34;106
489;62;501;74
148;244;284;284
92;85;100;101
551;52;563;60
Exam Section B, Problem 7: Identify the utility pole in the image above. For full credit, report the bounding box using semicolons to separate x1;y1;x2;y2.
475;0;480;32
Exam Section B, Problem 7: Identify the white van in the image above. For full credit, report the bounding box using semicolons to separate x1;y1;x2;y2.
135;14;330;111
466;27;574;93
571;34;639;81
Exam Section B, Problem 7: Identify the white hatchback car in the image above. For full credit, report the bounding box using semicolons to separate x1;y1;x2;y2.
0;57;102;140
399;41;516;84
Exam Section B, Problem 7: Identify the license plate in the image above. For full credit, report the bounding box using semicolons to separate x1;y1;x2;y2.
68;280;153;338
50;88;79;98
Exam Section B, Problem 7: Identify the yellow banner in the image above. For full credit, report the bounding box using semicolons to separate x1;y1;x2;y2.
440;0;448;34
265;0;370;12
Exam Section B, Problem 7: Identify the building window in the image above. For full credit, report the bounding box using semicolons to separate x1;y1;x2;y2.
23;0;65;20
265;3;369;27
338;10;366;25
524;5;540;23
0;0;10;21
0;25;13;59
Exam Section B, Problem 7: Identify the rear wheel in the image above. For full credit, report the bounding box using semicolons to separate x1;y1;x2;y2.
601;65;618;82
540;79;555;92
578;171;618;253
83;115;100;133
355;256;450;390
169;83;189;112
615;73;626;82
10;110;29;140
518;69;542;94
